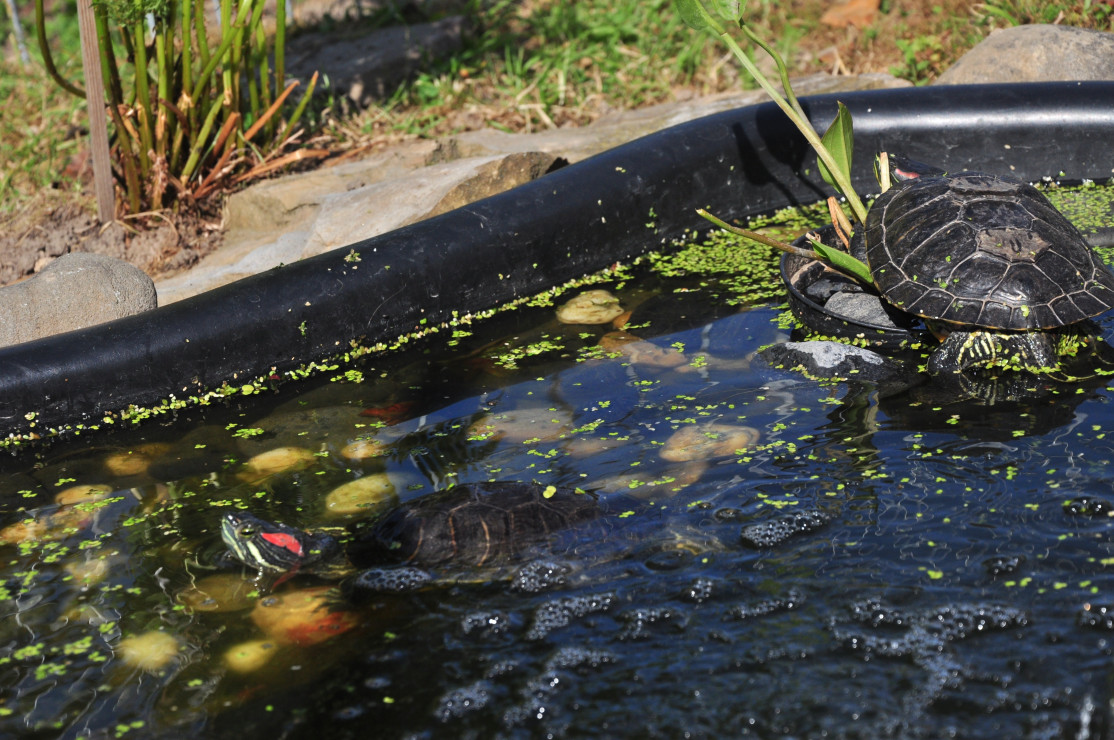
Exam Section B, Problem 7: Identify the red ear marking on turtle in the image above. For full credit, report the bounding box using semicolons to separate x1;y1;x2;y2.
261;531;304;556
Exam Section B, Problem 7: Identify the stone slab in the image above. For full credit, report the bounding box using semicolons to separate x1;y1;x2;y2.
156;72;910;304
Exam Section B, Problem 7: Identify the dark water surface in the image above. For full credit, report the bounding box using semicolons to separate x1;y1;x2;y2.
4;240;1114;739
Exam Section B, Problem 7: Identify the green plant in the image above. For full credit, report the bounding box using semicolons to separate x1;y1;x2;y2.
892;35;944;85
978;0;1113;28
674;0;874;287
34;0;318;214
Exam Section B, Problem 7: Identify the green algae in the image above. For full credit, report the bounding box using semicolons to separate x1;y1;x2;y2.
4;180;1110;450
1043;178;1114;250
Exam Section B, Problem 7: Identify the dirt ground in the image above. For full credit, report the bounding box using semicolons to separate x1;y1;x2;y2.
0;0;1021;288
0;191;223;286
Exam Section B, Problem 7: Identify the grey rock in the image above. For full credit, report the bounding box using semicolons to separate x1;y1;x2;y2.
223;139;440;236
760;340;910;383
425;151;561;219
158;150;558;303
0;252;157;348
936;24;1114;85
286;16;469;107
824;291;901;329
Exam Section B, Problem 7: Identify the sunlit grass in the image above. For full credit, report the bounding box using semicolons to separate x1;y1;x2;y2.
0;57;88;219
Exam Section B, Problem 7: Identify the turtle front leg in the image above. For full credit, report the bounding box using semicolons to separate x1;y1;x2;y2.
927;330;1058;375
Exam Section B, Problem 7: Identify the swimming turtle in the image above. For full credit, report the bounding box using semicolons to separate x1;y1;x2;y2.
851;157;1114;374
221;481;611;593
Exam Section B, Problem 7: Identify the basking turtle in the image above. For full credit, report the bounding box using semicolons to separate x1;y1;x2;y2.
221;481;611;593
852;157;1114;374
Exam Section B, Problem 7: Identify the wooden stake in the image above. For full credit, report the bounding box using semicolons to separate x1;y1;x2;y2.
75;0;116;223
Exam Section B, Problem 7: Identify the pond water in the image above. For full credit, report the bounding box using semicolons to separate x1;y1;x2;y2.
4;191;1114;739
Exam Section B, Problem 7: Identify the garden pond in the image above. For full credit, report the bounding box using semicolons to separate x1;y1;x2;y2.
4;185;1114;738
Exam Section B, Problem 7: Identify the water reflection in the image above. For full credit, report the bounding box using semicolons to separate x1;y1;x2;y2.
3;271;1114;737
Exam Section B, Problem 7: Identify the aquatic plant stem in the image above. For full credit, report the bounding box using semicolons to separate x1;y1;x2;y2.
716;31;868;224
697;208;875;286
697;209;816;258
739;24;805;121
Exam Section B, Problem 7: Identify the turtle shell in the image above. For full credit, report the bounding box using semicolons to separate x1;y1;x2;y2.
863;172;1114;330
349;481;603;567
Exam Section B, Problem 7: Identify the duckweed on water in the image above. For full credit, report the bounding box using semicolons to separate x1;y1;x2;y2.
2;186;1114;736
0;205;809;450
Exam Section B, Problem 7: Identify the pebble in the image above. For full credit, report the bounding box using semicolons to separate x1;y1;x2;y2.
223;639;281;673
340;438;391;460
103;443;172;477
597;331;687;367
324;474;397;518
467;406;573;443
251;586;360;646
237;446;317;483
555;289;624;324
177;573;259;612
116;630;182;672
659;423;760;462
54;483;114;505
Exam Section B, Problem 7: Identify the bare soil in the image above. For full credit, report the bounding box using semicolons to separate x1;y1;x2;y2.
0;0;1040;288
0;190;223;286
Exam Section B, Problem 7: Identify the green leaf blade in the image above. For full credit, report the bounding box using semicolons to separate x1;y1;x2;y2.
711;0;745;23
810;239;874;287
673;0;724;34
817;101;854;195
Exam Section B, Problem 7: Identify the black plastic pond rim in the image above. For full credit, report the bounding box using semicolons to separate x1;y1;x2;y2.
1;81;1113;437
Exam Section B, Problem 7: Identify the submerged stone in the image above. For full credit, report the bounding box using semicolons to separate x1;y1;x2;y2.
659;423;760;462
116;630;182;672
325;474;398;519
223;639;280;674
555;289;625;325
760;340;914;384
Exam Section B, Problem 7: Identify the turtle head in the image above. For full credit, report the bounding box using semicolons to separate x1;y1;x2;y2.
221;512;340;576
885;153;947;182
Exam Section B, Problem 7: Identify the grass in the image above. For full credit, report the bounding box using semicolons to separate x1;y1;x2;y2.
1;0;1112;222
0;2;88;218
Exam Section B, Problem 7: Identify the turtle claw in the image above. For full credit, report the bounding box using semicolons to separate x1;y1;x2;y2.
928;329;1058;375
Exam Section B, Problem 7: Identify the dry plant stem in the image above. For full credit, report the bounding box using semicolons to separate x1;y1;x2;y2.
827;196;852;249
878;151;892;193
740;24;805;121
231;148;329;185
244;81;299;142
